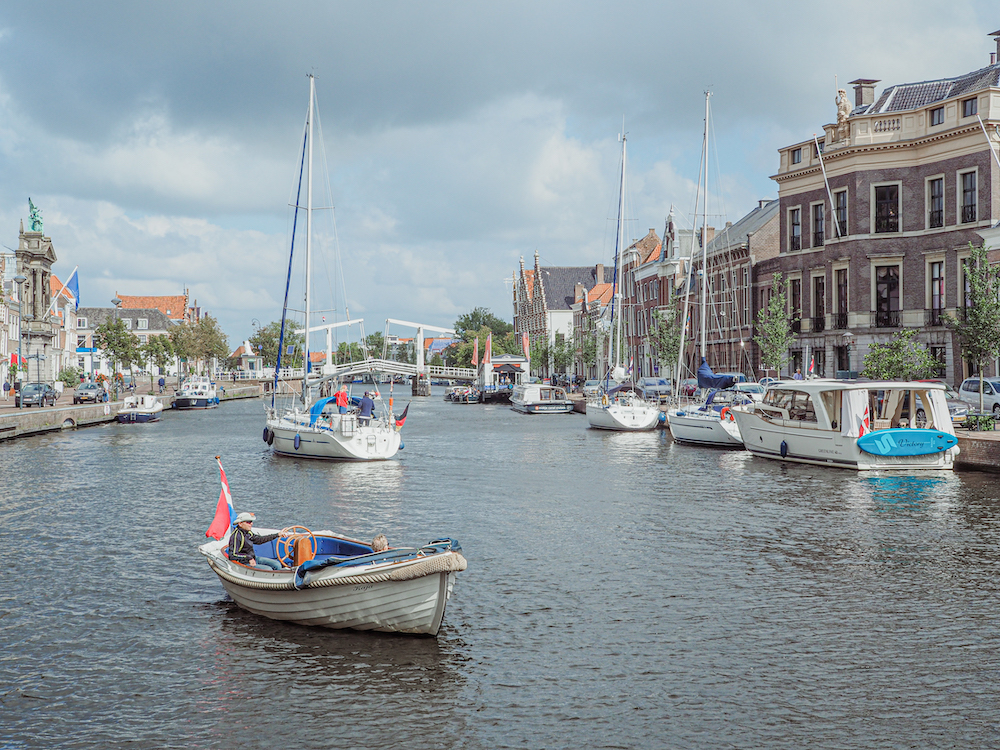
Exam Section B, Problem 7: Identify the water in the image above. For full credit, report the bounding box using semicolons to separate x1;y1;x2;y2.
2;392;1000;749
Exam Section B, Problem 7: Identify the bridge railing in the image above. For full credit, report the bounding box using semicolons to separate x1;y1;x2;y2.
214;359;476;382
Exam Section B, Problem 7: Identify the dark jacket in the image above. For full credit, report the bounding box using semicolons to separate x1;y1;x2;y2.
359;396;375;418
229;526;279;564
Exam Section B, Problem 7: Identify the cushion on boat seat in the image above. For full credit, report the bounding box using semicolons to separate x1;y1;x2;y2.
294;537;316;566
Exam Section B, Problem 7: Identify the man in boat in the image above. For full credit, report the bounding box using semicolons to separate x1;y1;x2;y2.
229;512;287;570
359;391;375;425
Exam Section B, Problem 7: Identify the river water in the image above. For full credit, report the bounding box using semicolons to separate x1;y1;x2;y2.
2;390;1000;749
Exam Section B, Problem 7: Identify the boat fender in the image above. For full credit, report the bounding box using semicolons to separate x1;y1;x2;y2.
267;430;274;446
399;441;404;450
720;407;734;422
262;427;270;443
294;434;301;450
780;440;788;458
658;412;666;423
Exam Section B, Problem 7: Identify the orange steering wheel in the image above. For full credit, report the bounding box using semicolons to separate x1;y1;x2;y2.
276;525;316;567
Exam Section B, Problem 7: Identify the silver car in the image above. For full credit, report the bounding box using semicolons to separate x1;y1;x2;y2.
957;377;1000;415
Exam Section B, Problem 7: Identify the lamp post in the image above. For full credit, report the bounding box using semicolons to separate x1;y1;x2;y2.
111;297;122;400
13;274;26;408
842;331;854;379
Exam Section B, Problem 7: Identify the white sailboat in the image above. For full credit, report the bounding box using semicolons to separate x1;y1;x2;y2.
587;130;661;432
263;75;403;461
667;93;744;448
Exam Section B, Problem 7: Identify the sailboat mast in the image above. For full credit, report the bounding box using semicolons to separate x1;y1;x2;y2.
303;74;314;406
700;91;710;358
613;131;627;372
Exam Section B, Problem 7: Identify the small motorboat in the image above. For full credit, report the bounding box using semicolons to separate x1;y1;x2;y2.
199;526;467;635
116;394;164;423
174;376;219;409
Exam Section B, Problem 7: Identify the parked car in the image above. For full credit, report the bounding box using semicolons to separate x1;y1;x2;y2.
679;377;699;397
638;377;671;402
917;380;969;426
583;379;617;397
759;377;779;388
732;382;766;402
957;377;1000;415
74;382;107;404
16;382;58;407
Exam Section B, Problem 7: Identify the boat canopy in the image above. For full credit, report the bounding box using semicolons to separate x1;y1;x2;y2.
608;381;642;396
308;397;337;425
697;358;736;390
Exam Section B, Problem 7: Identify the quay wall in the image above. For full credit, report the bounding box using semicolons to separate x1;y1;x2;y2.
955;432;1000;474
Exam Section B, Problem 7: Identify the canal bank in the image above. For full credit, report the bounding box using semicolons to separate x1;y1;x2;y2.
0;383;263;442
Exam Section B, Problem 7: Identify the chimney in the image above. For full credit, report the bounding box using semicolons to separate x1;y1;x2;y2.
758;199;770;210
849;79;879;107
992;30;1000;62
595;263;605;283
574;282;585;303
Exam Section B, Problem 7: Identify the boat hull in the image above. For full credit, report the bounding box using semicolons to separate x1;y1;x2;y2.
511;401;574;414
174;397;219;409
587;401;660;431
267;413;401;461
667;409;743;448
116;411;161;423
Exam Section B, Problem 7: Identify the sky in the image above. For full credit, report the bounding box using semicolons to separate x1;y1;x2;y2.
1;1;998;349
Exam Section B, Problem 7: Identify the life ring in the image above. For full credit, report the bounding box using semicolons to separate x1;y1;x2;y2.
720;407;735;422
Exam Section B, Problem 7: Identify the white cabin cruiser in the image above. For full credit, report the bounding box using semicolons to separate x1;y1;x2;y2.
587;382;660;431
510;383;574;414
174;376;219;410
731;379;959;471
116;394;164;423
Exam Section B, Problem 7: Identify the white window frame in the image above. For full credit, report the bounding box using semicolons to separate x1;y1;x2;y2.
925;253;946;311
833;189;848;237
870;180;903;234
925;173;945;230
788;206;802;251
137;318;148;330
957;167;978;224
77;317;88;329
810;200;825;247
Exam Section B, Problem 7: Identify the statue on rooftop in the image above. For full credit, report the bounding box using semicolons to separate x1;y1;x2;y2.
835;89;852;142
28;198;43;232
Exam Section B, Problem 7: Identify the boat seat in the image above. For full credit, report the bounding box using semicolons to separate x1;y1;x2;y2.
294;536;316;566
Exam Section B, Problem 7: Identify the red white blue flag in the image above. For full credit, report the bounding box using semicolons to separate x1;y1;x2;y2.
205;456;236;540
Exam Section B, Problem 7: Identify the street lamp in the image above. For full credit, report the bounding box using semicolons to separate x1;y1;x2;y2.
111;297;122;400
13;274;26;409
842;331;854;379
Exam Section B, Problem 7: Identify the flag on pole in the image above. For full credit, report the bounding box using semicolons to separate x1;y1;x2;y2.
472;338;478;366
205;456;237;540
394;402;410;431
808;356;815;375
627;356;634;376
860;402;870;437
484;333;492;367
66;269;80;311
522;332;530;359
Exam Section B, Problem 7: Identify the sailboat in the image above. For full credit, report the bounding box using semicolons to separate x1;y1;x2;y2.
263;75;403;461
666;93;744;448
587;130;661;432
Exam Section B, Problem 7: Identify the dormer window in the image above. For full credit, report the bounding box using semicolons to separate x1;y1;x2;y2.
930;106;944;126
791;148;802;165
962;97;977;118
137;318;148;330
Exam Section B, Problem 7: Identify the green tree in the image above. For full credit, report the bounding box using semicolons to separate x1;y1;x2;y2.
530;337;551;377
249;321;304;368
141;335;174;390
194;315;230;369
57;366;81;389
365;331;385;359
94;318;141;392
551;336;573;374
454;307;513;339
945;242;1000;412
649;307;682;388
754;272;797;377
862;329;942;380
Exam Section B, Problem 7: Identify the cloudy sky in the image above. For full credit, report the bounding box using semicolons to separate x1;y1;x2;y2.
1;1;998;348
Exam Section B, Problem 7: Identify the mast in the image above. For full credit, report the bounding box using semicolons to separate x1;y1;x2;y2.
303;74;314;407
613;130;627;372
700;90;710;358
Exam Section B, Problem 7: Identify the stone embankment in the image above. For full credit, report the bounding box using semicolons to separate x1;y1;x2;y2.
954;429;1000;473
0;383;262;442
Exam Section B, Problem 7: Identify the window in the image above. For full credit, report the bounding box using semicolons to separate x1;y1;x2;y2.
930;346;946;377
122;318;132;330
930;107;944;126
138;318;148;330
961;171;977;223
928;177;943;228
874;185;899;233
791;148;802;165
812;203;825;247
77;335;87;348
929;260;944;325
875;265;900;327
836;268;848;329
77;317;88;329
834;190;848;237
812;275;826;332
790;278;801;333
139;334;148;344
962;97;978;118
789;208;801;251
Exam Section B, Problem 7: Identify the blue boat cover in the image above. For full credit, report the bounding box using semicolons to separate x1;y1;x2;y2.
308;397;336;425
697;358;735;390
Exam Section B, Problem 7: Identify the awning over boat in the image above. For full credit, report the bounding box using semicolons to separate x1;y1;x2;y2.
494;363;521;373
697;358;735;390
308;397;336;425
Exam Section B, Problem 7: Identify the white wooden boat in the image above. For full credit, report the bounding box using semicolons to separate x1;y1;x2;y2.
200;528;466;635
511;383;574;414
116;394;164;423
174;376;219;409
731;379;959;470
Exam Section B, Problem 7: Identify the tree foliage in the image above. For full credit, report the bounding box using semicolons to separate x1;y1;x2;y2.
755;272;797;376
862;329;941;381
649;307;682;385
945;242;1000;410
454;307;513;339
94;318;141;374
248;321;304;368
170;316;230;373
446;327;521;369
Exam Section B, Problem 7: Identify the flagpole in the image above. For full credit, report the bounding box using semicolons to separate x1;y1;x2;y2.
44;266;79;317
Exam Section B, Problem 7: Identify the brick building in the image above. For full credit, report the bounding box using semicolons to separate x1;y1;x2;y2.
761;39;1000;382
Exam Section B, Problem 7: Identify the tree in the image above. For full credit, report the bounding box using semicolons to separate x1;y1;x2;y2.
945;242;1000;411
648;307;682;388
193;315;230;369
365;332;385;359
141;335;174;390
530;337;551;377
454;307;513;339
862;329;942;380
754;272;797;377
57;366;81;389
551;336;573;374
249;321;304;368
94;318;141;389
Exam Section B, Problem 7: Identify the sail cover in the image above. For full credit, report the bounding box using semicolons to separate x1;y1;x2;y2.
697;358;735;390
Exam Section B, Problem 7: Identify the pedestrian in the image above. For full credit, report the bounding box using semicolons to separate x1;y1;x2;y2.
158;376;165;394
359;391;375;425
2;380;9;401
793;368;803;380
228;512;289;570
